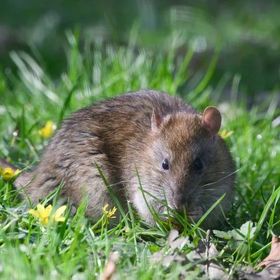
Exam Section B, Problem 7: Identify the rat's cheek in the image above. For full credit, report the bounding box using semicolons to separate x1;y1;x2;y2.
131;188;155;223
131;186;169;224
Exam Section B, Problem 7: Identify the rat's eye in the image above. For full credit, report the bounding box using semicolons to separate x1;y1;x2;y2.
162;159;169;170
192;158;204;173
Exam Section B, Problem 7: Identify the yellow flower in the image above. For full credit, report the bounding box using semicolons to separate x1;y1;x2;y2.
219;129;233;139
29;204;52;225
1;167;20;181
39;121;56;139
102;204;117;219
29;204;67;225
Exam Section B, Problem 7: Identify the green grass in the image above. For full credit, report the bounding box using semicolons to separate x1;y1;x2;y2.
0;33;279;279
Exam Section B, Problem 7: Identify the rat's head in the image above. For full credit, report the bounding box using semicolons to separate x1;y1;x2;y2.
132;107;235;227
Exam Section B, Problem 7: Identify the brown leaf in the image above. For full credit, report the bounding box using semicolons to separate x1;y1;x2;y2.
259;236;280;268
205;243;228;280
167;229;179;245
167;229;190;251
100;252;119;280
150;249;187;268
207;262;228;280
241;263;280;280
241;236;280;280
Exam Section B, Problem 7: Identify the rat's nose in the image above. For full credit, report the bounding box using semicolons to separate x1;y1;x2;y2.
173;193;187;210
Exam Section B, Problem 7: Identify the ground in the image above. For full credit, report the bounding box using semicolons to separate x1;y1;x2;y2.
0;33;279;279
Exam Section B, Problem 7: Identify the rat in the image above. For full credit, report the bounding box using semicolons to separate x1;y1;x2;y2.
14;90;235;227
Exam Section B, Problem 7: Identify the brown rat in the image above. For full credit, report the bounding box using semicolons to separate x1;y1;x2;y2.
14;90;235;227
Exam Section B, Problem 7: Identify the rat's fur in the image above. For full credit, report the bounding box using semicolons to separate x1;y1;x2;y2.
15;90;235;226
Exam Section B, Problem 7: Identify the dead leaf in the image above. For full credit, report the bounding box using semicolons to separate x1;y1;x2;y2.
152;230;229;279
241;263;280;280
167;229;190;251
100;251;119;280
150;248;187;268
205;242;228;280
150;229;190;268
167;229;179;245
207;262;228;280
241;236;280;280
259;236;280;268
161;254;186;267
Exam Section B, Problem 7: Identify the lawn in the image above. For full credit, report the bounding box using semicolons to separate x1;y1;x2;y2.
0;32;279;279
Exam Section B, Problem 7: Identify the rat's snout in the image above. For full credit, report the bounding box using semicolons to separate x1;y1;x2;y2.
172;193;201;220
172;193;187;210
170;176;193;210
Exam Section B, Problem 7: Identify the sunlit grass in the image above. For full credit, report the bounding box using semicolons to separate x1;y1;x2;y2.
0;33;279;279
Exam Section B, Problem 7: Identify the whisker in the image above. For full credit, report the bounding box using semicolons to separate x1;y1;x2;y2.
200;168;240;188
203;171;236;175
109;179;130;187
202;188;218;192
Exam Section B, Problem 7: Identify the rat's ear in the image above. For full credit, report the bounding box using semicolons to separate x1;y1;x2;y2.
202;106;221;135
151;109;163;131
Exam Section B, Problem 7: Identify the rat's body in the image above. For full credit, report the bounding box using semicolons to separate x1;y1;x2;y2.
15;90;235;226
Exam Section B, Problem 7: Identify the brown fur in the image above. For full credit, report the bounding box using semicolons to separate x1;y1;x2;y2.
14;90;235;226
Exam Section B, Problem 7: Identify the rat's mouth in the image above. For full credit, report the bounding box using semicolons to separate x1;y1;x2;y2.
187;209;203;222
165;205;203;221
152;199;204;224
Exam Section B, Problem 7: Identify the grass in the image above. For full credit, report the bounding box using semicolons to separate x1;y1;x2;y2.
0;32;280;279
